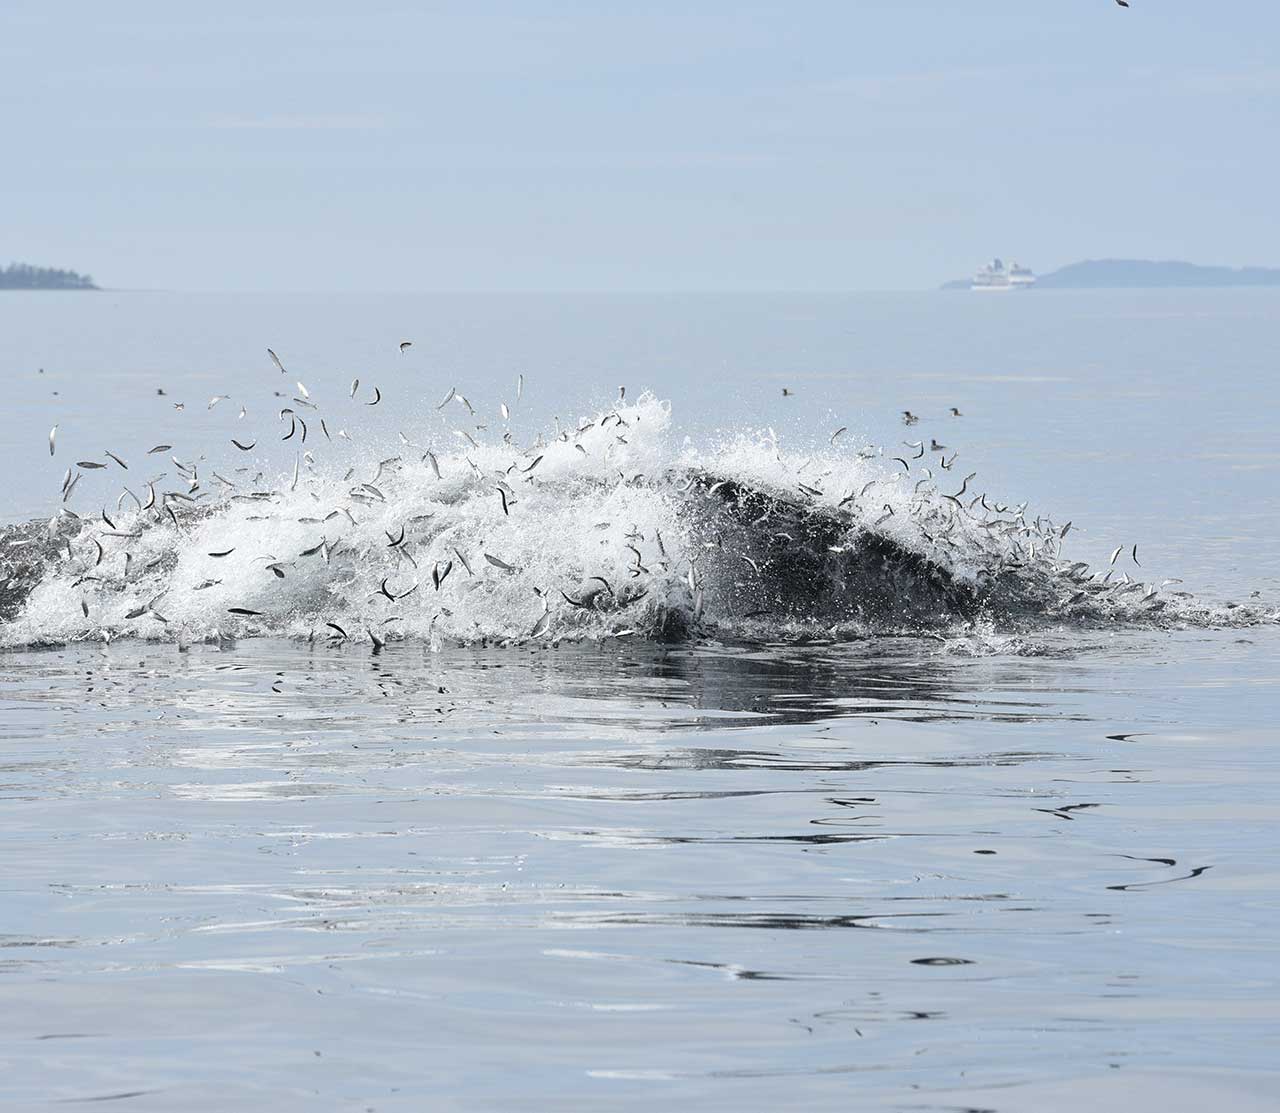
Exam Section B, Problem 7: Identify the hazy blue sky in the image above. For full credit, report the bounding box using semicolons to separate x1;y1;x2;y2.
5;1;1278;291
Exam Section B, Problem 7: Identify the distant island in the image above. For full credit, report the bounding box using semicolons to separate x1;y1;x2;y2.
941;259;1280;290
0;262;98;290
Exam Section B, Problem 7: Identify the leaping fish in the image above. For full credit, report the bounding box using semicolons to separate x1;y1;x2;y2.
432;560;454;591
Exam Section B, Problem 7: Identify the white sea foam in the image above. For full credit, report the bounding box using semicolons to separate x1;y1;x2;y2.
1;392;1269;649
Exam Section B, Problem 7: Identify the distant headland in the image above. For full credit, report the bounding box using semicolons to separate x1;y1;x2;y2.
0;262;98;290
942;258;1280;291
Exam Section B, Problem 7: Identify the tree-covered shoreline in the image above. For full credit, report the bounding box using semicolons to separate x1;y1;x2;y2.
0;262;98;290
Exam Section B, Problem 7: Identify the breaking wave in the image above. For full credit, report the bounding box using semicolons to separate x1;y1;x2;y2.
0;391;1268;649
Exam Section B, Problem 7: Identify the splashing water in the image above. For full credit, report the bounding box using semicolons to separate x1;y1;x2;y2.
0;388;1268;650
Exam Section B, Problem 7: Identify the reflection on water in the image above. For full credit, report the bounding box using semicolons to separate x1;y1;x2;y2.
1;632;1278;1110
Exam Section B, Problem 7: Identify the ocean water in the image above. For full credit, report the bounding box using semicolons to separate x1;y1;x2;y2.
1;289;1278;1110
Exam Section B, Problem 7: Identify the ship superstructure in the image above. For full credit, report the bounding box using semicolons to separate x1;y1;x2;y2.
972;258;1036;290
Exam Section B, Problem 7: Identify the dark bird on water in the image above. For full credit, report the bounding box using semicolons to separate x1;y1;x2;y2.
1116;0;1129;6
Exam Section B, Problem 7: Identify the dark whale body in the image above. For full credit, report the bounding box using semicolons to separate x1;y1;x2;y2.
676;474;1062;637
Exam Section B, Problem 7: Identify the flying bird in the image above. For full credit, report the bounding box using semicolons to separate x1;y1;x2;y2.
399;341;413;353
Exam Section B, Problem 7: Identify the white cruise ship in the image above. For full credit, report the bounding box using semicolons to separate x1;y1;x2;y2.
972;258;1036;290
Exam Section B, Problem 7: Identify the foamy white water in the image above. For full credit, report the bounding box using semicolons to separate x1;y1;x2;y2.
5;387;1266;650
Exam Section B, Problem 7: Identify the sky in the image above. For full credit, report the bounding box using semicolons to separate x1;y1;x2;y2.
4;1;1279;292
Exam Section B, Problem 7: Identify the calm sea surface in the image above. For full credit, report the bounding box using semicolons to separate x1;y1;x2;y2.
1;290;1278;1110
